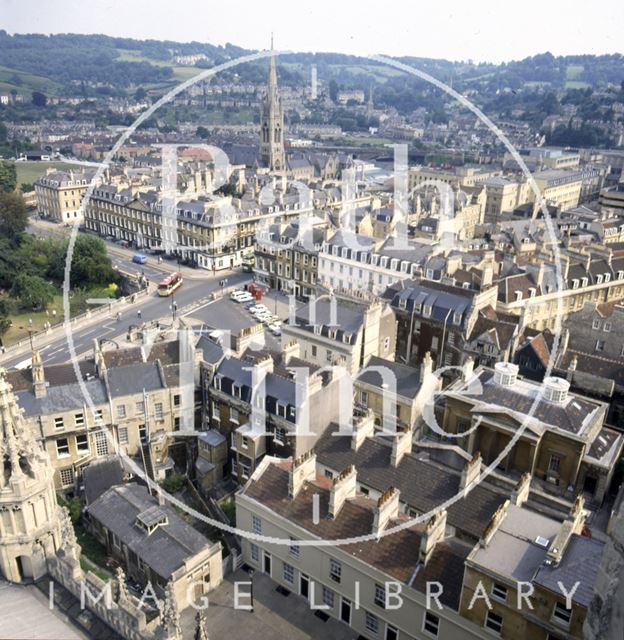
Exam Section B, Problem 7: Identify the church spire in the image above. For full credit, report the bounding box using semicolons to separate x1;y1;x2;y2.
259;34;285;173
268;34;278;98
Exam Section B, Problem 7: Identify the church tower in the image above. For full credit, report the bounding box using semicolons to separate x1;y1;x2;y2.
0;368;61;582
259;36;285;173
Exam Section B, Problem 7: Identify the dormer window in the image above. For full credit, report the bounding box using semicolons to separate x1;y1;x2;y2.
596;274;603;284
515;290;522;302
572;279;579;289
605;273;611;282
453;312;462;325
423;304;432;317
582;277;588;287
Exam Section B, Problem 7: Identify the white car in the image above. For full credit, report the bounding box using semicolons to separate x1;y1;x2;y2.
268;323;282;336
230;290;246;301
251;305;270;316
236;292;254;303
256;312;273;323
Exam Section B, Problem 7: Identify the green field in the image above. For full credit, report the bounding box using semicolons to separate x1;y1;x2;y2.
15;161;84;188
0;64;62;96
566;64;584;79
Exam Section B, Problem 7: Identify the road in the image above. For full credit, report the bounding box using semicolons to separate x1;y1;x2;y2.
2;216;252;368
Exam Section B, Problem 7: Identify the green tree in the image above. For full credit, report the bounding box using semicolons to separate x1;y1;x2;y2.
49;234;118;287
134;86;147;101
10;274;55;309
0;161;17;192
0;191;28;238
328;79;339;103
31;91;48;107
196;125;210;139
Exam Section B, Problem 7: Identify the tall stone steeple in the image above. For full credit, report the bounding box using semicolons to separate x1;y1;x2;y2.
259;35;285;173
0;368;61;582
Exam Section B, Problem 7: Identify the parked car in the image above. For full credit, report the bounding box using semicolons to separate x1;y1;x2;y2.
132;254;147;265
236;292;254;303
268;323;282;336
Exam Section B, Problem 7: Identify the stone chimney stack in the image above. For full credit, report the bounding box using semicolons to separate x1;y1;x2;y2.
567;354;578;382
351;410;375;451
420;352;433;383
460;452;482;496
281;341;300;365
511;472;532;506
372;487;400;537
462;357;475;382
546;496;586;566
254;354;274;376
31;350;47;398
328;465;357;519
391;429;412;467
288;451;316;500
419;510;447;565
93;338;106;379
480;500;510;547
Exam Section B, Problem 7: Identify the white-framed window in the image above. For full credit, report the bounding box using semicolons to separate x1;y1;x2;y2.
241;435;248;449
604;321;612;332
322;585;334;608
252;515;262;534
76;434;89;454
485;611;503;635
491;583;507;602
231;407;239;424
592;318;601;330
283;562;294;584
118;426;129;444
274;427;286;444
117;404;126;419
552;602;572;627
74;413;85;427
94;409;103;424
360;390;368;406
329;559;341;583
374;583;386;608
56;438;70;458
366;611;379;634
289;538;300;558
59;468;74;487
384;623;399;640
136;400;145;415
423;611;439;637
596;340;605;352
250;543;259;562
54;416;64;430
154;402;164;419
212;402;220;420
95;431;109;456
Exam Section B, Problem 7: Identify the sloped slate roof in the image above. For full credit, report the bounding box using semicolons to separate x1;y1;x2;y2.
88;484;214;580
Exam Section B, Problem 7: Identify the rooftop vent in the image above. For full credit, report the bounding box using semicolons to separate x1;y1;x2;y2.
494;362;518;387
543;377;570;404
534;535;550;548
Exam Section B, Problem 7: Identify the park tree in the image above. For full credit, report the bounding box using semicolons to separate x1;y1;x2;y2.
0;191;28;238
329;79;339;103
10;274;55;309
0;161;17;192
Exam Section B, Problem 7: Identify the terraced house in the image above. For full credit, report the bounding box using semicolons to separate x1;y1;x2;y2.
6;339;190;492
35;169;97;222
84;183;313;270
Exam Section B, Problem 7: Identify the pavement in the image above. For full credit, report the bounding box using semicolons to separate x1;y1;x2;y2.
180;569;356;640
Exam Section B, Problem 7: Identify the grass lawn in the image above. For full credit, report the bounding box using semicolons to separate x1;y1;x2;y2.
15;161;84;189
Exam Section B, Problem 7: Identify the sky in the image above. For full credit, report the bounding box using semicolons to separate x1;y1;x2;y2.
1;0;622;63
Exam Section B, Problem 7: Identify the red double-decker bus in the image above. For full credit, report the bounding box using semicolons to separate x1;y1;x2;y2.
157;272;183;297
